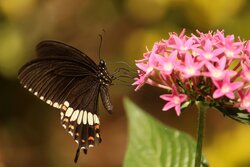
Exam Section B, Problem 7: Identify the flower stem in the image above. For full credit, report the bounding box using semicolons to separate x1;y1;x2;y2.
195;102;207;167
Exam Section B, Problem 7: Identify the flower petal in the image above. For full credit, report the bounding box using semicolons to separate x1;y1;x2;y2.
213;89;223;99
162;102;176;111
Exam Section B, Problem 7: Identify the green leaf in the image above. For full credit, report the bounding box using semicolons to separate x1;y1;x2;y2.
123;97;208;167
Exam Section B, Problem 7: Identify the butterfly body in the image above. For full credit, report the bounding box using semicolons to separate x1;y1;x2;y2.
18;40;113;162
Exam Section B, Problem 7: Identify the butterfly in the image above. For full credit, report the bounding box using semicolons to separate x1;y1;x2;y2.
18;40;114;162
214;106;250;125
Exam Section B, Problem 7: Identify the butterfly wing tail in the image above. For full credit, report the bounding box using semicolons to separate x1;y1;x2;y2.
74;147;81;163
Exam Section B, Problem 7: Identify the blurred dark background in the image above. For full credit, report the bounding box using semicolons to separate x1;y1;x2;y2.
1;0;250;167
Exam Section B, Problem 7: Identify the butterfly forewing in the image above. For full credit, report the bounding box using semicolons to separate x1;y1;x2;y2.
18;40;113;162
36;40;98;70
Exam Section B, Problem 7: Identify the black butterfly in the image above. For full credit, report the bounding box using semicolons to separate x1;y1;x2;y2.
214;106;250;125
18;40;114;162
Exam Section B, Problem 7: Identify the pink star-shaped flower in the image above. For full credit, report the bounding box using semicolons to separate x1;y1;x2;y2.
178;52;203;78
156;51;178;79
168;34;195;54
133;72;147;91
213;72;243;99
203;56;236;80
217;34;243;59
151;41;168;55
193;39;224;64
160;87;187;116
136;53;158;76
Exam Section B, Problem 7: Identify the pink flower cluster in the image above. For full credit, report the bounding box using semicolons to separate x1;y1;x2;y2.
133;29;250;116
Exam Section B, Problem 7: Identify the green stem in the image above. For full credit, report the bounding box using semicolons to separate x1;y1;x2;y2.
195;102;207;167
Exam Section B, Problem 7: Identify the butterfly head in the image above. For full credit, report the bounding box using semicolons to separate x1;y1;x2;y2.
99;59;106;67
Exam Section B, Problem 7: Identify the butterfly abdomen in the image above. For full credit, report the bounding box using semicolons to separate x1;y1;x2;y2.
100;86;113;113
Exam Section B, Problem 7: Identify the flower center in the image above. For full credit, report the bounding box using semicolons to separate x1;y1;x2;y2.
146;66;153;74
173;96;180;104
204;53;213;59
225;50;234;58
221;85;230;94
185;67;195;75
212;70;223;79
180;46;188;51
243;98;250;108
192;51;198;57
164;63;173;72
245;72;250;81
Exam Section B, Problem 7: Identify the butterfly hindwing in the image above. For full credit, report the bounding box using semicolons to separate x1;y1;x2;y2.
59;79;102;162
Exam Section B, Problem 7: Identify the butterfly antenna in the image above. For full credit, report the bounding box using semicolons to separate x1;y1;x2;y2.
98;29;105;60
98;34;103;60
74;147;81;163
